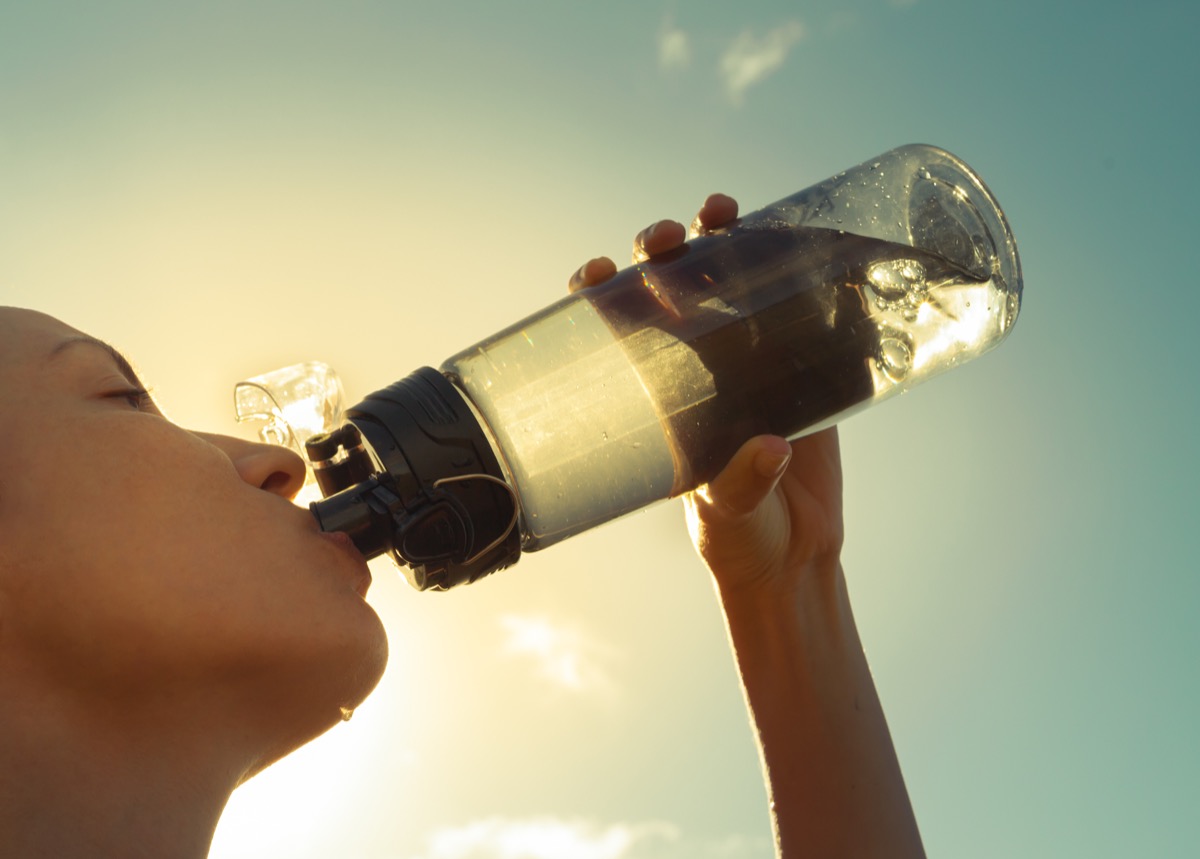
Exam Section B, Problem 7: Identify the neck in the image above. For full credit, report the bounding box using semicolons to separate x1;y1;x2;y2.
0;679;258;859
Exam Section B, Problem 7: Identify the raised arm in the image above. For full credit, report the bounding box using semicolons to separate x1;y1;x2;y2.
687;427;923;858
573;194;925;857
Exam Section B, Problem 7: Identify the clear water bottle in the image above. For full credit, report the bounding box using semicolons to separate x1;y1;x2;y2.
242;144;1022;590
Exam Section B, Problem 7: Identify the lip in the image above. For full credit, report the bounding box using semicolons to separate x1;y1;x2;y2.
319;529;373;597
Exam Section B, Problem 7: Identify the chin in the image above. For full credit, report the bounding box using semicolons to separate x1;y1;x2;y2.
240;615;390;781
321;611;390;719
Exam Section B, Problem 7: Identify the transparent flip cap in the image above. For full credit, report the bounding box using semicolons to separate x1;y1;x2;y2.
234;362;347;483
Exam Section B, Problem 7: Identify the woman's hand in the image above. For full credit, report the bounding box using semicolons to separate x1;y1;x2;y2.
568;192;739;291
567;192;845;595
686;426;844;596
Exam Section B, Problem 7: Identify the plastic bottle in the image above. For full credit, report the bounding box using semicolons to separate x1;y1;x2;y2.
245;144;1022;590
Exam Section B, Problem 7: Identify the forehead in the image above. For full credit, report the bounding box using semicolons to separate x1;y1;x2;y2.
0;307;86;367
0;308;90;448
0;307;123;404
0;307;145;399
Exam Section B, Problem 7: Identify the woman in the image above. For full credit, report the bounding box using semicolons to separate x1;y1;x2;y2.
0;196;923;857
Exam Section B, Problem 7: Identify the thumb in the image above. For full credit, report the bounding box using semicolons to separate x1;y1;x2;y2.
698;435;792;520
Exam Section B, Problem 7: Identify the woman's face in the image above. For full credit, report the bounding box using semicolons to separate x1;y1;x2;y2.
0;307;387;738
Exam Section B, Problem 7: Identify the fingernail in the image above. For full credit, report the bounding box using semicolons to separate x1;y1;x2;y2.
755;450;791;480
636;225;655;251
752;436;792;480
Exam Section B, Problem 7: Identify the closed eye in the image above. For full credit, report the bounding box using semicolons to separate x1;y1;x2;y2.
105;387;157;412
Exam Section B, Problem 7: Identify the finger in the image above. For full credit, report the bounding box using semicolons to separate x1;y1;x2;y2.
693;435;791;521
632;219;687;263
568;256;618;293
689;193;738;237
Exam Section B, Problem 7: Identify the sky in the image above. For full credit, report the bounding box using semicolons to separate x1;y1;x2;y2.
2;0;1198;857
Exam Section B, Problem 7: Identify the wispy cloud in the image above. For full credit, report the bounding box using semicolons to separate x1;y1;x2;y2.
658;25;690;71
412;817;679;859
718;21;805;105
498;614;617;696
406;817;774;859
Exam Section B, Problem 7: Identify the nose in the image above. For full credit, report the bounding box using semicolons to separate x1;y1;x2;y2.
200;433;308;500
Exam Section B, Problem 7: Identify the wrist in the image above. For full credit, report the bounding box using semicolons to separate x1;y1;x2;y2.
712;551;844;616
714;559;867;707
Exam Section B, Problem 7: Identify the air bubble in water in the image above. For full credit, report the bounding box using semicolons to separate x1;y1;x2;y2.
867;258;926;302
878;336;913;383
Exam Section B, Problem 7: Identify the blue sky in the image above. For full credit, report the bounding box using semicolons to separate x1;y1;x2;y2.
2;1;1197;857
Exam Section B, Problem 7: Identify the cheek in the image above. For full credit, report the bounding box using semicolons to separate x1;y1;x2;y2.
69;435;239;581
3;422;247;649
2;415;381;692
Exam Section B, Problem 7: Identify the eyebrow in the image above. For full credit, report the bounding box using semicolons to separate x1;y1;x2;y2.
49;336;145;387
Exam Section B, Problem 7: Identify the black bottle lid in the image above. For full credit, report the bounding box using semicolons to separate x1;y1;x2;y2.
309;367;521;590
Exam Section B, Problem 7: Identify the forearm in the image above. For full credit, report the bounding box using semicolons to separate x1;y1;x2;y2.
717;563;924;858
